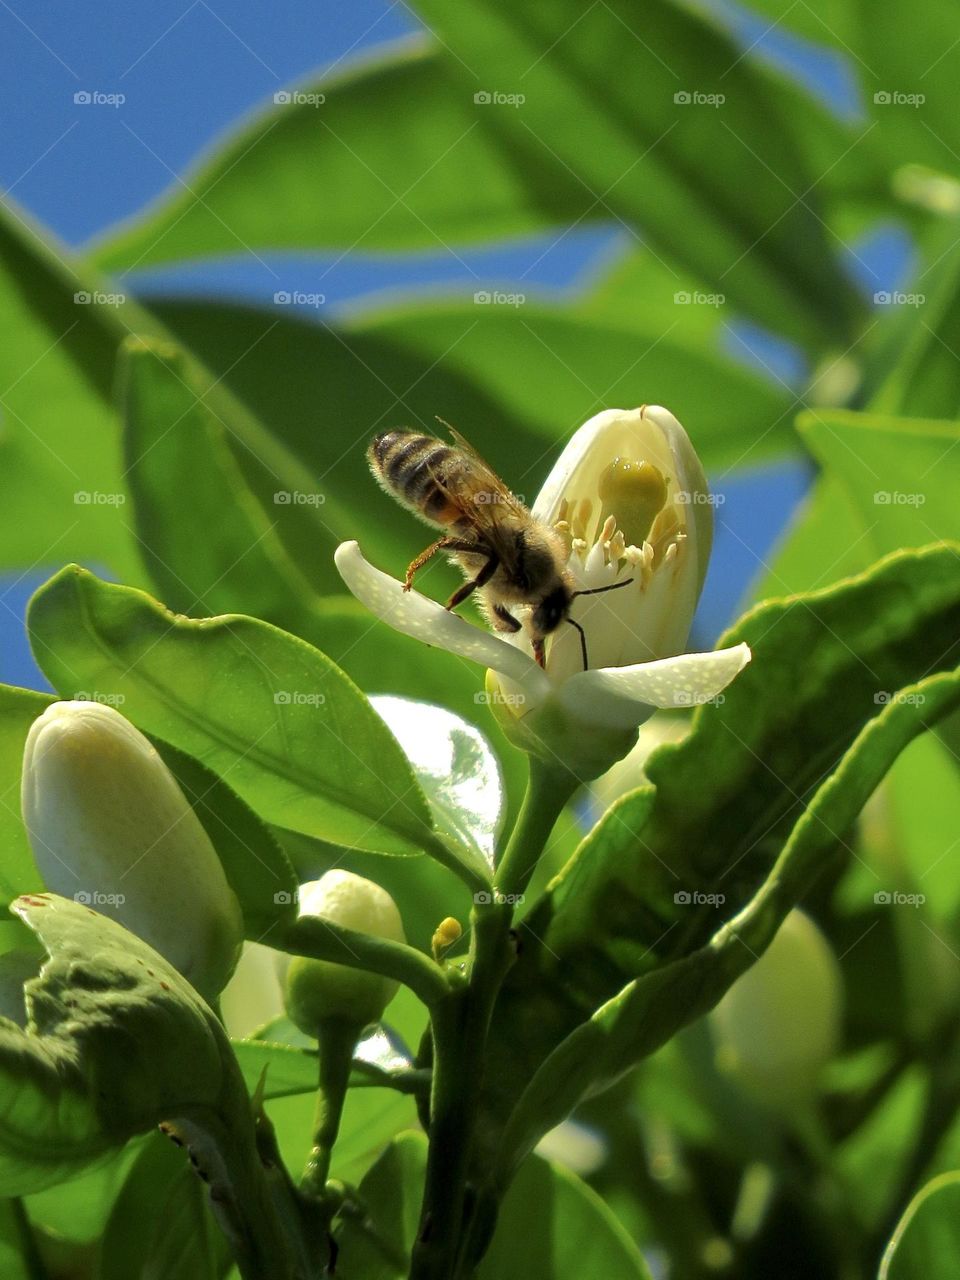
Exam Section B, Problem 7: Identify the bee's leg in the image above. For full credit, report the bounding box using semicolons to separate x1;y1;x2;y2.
532;637;546;668
444;553;499;610
403;539;448;592
491;604;521;633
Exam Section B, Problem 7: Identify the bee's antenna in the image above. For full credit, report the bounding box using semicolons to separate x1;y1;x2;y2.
566;578;634;671
570;577;634;601
566;616;589;671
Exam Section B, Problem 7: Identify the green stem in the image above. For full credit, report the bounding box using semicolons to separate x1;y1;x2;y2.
495;759;578;901
301;1019;359;1199
409;903;514;1280
280;917;450;1010
10;1199;48;1280
409;762;574;1280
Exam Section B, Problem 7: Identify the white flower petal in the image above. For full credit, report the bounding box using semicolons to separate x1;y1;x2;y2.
334;542;552;705
557;643;752;729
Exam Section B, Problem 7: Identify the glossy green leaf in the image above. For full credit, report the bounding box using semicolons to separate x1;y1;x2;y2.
265;1084;416;1194
477;546;960;1163
232;1029;421;1101
338;1131;652;1279
97;1133;228;1280
156;742;298;939
405;0;861;347
121;334;341;612
880;1171;960;1280
118;328;526;806
25;1141;146;1247
546;546;960;994
0;199;158;580
0;686;49;910
798;409;960;553
497;668;960;1179
353;299;795;468
760;409;960;603
372;696;504;873
0;894;232;1194
0;1201;31;1280
6;894;299;1275
90;36;596;273
27;565;438;860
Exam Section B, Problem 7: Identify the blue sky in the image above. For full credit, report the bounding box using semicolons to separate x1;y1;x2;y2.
0;0;908;688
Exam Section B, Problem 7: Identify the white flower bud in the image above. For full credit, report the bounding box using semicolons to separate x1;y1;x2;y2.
281;871;405;1033
21;701;244;1002
710;910;843;1109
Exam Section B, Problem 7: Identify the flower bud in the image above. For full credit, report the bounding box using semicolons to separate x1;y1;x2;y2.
282;871;405;1034
710;910;842;1109
21;700;244;1002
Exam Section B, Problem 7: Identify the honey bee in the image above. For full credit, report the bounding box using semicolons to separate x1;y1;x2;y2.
367;426;629;669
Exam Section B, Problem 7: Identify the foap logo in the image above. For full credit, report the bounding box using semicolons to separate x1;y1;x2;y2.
873;490;926;506
273;490;326;506
473;90;525;107
676;489;725;506
274;691;326;707
273;290;325;307
874;890;926;907
473;490;525;505
74;890;126;907
672;690;726;708
674;90;725;108
873;90;925;107
74;90;125;108
473;290;525;307
474;690;526;706
74;290;126;307
273;89;325;107
674;889;726;906
74;491;126;506
874;690;927;707
674;290;725;307
873;290;925;307
473;890;524;905
273;889;300;905
74;691;126;707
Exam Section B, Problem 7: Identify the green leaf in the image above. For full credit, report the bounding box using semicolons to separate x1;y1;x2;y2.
0;198;158;580
6;894;302;1275
338;1132;652;1279
497;668;960;1180
880;1171;960;1280
121;335;341;614
0;686;49;910
97;1133;228;1280
371;696;504;874
404;0;862;347
476;545;960;1165
89;37;597;273
25;1140;146;1246
546;546;960;992
352;299;795;468
119;332;522;809
27;565;438;860
0;893;233;1194
0;1201;32;1280
156;742;298;939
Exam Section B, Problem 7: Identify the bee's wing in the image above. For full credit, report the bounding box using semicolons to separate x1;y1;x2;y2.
437;425;532;568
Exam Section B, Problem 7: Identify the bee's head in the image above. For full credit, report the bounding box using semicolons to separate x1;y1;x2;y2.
531;585;571;637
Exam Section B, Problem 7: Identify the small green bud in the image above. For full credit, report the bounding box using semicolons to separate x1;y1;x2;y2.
282;871;405;1034
21;701;244;1003
710;909;842;1109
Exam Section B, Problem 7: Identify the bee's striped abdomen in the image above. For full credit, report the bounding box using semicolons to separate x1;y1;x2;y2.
368;431;462;525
